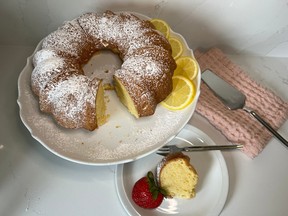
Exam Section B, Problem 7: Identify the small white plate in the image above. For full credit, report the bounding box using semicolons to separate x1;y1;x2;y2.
17;12;201;165
115;124;229;216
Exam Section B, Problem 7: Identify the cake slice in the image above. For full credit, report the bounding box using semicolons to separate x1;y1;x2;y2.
156;152;198;199
39;72;107;131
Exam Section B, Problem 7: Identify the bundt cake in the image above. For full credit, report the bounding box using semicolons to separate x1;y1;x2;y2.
156;152;198;199
31;10;176;130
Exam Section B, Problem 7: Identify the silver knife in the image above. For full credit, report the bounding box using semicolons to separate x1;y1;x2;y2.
201;69;288;148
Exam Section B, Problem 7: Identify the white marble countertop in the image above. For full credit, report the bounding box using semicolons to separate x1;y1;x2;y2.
0;45;287;216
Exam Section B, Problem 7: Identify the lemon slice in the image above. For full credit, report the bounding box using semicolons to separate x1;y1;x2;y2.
168;37;183;59
150;18;170;38
161;75;196;110
174;56;198;81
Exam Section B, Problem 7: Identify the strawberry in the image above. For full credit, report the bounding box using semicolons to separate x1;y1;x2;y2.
132;171;166;209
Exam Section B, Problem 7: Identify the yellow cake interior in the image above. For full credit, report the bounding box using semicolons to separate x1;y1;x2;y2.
160;158;198;199
114;77;139;118
96;82;108;126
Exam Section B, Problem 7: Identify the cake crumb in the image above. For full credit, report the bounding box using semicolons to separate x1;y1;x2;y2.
103;83;115;90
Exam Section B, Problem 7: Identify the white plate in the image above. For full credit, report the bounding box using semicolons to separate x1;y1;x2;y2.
115;124;229;216
17;12;201;165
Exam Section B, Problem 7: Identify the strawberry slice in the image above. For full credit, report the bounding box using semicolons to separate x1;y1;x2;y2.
132;171;166;209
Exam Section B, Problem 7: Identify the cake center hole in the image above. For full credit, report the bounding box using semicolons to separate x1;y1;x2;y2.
83;50;122;85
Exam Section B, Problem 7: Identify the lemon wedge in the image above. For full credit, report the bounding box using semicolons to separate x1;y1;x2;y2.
168;37;183;60
161;75;196;110
174;56;198;81
150;18;170;38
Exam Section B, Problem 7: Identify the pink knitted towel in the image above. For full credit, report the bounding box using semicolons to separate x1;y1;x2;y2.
194;48;288;158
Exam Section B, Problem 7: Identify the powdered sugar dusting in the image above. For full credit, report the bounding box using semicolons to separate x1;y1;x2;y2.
49;76;92;112
31;58;66;95
121;56;162;77
80;12;146;45
33;49;61;67
43;74;99;128
78;11;168;58
42;20;88;60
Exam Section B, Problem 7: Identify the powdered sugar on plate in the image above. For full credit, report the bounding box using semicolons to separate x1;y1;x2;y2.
17;12;201;165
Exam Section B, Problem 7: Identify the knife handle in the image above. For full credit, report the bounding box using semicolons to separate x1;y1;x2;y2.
244;107;288;148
